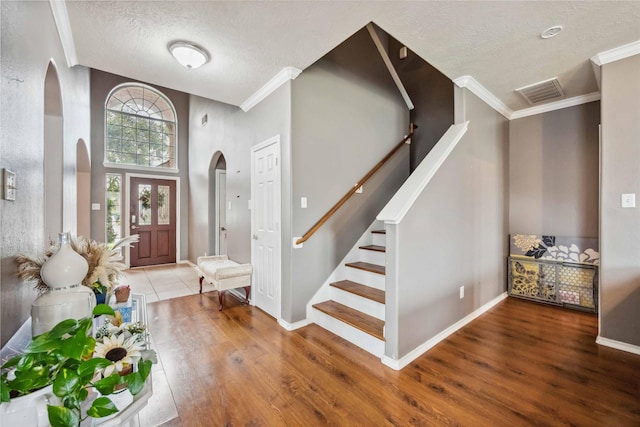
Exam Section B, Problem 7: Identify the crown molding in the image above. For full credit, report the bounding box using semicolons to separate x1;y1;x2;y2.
453;75;512;119
49;0;78;67
510;92;601;120
240;66;302;112
591;40;640;66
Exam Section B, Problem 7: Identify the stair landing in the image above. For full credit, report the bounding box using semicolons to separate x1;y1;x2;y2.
312;300;384;341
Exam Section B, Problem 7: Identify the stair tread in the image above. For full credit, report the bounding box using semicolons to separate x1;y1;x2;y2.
359;244;385;253
330;280;385;304
313;301;385;341
371;229;386;234
345;261;385;275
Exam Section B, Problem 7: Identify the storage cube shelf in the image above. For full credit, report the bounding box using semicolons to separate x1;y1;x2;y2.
508;256;597;313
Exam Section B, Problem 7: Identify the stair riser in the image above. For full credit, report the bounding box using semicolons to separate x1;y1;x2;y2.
358;249;385;266
311;309;385;357
372;233;386;247
344;268;385;290
330;287;385;320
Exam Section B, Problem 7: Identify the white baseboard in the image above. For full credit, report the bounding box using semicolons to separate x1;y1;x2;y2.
382;292;508;370
278;318;312;331
596;336;640;356
178;260;196;267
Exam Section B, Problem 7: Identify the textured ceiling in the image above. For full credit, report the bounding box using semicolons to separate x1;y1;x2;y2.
64;1;640;111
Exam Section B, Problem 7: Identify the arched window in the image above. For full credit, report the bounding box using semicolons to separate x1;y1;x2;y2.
105;84;177;170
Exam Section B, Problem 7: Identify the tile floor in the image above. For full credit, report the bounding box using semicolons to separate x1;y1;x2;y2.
120;262;218;302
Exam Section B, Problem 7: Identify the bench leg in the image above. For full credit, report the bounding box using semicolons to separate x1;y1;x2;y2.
218;290;226;311
243;286;250;304
199;276;204;294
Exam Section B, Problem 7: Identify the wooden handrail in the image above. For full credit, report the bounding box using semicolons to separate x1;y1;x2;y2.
296;133;412;245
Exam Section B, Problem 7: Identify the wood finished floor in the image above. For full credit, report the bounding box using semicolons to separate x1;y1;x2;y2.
139;294;640;426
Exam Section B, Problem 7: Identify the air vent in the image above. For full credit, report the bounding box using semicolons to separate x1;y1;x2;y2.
516;77;565;104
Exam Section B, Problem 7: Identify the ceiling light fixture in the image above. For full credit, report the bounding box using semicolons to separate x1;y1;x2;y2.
169;41;210;69
541;25;563;39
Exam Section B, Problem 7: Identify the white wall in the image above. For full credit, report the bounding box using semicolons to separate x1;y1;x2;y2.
0;1;91;345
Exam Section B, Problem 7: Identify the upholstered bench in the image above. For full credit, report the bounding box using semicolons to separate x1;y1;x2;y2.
196;255;253;310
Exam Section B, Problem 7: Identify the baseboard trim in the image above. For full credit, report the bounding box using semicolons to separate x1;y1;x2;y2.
382;292;508;370
178;260;196;267
278;318;312;331
596;336;640;356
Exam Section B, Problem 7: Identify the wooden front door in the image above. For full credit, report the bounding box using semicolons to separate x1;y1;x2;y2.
130;177;176;267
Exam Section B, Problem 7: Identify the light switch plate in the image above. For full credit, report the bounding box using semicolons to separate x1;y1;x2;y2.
301;197;307;208
91;203;100;210
621;193;636;208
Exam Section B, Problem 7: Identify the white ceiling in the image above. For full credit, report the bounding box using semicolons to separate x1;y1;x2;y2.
62;1;640;112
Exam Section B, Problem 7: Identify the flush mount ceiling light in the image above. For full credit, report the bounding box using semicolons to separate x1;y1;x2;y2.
541;25;563;39
169;41;209;69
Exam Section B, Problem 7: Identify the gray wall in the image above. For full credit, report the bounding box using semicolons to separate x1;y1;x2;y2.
289;28;409;322
1;1;91;345
600;54;640;346
388;37;454;171
188;83;292;269
386;87;508;359
509;102;600;237
89;70;190;260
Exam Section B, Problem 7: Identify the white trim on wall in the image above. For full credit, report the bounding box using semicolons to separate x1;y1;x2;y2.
382;292;508;370
596;336;640;356
49;0;78;67
453;75;512;119
510;92;601;120
590;40;640;66
124;173;181;268
240;67;302;112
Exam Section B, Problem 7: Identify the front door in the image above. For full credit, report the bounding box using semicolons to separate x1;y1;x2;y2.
130;177;176;267
251;136;281;319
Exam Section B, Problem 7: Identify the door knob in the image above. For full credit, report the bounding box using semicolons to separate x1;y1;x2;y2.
131;225;138;229
221;227;227;231
252;234;258;240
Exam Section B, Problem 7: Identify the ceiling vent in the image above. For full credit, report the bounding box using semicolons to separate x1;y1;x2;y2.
516;77;565;104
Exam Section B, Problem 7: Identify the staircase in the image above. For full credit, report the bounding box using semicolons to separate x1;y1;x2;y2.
310;227;387;357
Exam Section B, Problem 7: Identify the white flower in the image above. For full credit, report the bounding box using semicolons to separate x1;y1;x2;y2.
94;334;144;377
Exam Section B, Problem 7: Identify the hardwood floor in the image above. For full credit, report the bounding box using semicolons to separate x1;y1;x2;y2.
140;294;640;426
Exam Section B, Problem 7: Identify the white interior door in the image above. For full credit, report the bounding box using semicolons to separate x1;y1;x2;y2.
251;136;281;319
215;170;227;254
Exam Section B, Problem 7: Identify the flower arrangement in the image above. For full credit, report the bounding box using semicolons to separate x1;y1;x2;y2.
0;304;155;427
16;235;139;294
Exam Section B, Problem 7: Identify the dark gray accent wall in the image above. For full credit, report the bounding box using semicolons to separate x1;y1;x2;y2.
1;2;91;345
509;102;600;238
289;28;409;322
388;36;454;171
90;70;190;260
387;87;508;359
600;54;640;346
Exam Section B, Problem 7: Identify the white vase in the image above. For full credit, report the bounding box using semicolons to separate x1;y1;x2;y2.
0;384;57;426
31;232;96;337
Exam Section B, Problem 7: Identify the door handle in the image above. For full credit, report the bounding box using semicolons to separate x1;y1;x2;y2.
131;225;138;230
221;227;227;231
252;234;258;240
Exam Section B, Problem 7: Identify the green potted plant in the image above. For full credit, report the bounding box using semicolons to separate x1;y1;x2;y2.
0;304;153;427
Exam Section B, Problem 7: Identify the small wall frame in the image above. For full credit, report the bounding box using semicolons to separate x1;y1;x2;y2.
3;168;16;201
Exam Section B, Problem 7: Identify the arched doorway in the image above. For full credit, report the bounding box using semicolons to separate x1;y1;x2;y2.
44;62;63;243
208;152;227;255
76;139;91;238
